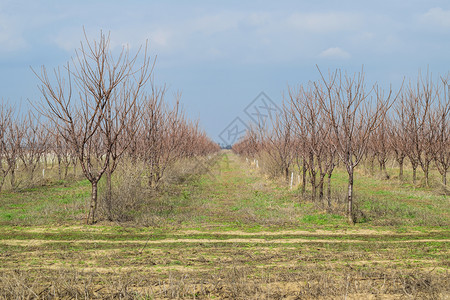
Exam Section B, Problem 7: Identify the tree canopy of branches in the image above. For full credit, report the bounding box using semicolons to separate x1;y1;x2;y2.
34;31;153;224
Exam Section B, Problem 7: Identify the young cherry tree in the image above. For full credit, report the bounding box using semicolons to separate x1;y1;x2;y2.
434;77;450;186
400;75;434;186
0;103;14;192
316;68;397;224
17;113;50;183
34;31;152;224
289;83;337;205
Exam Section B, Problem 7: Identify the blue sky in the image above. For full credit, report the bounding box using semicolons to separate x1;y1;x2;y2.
1;0;449;143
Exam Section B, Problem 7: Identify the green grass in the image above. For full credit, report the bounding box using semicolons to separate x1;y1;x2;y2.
301;214;344;225
0;179;89;225
0;152;449;232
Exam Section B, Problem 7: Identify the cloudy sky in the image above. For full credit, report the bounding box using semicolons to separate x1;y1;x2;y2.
1;0;449;142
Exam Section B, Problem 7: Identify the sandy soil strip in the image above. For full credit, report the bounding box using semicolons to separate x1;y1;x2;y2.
1;238;449;246
176;229;447;236
2;227;447;236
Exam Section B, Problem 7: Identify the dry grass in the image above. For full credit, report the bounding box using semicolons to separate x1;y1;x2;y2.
0;266;448;299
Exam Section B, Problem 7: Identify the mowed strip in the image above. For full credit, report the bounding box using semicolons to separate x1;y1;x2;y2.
1;227;449;250
1;229;447;277
2;239;449;247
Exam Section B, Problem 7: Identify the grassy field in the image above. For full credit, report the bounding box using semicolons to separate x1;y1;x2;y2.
0;151;449;299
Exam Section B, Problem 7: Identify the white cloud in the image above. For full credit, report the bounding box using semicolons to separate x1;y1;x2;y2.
0;13;27;53
190;12;243;36
319;47;351;59
247;12;272;27
421;7;450;29
287;12;361;33
149;29;172;48
51;28;83;52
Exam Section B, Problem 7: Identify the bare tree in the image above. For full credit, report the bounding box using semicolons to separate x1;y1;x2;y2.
34;31;152;224
19;113;49;182
293;137;308;197
289;83;337;205
3;111;24;190
139;88;167;188
434;77;450;185
324;140;337;207
316;68;396;224
232;127;261;159
258;106;294;182
289;84;324;201
51;131;72;180
417;74;437;187
102;76;144;220
0;102;13;191
373;117;391;179
401;74;433;186
389;108;409;180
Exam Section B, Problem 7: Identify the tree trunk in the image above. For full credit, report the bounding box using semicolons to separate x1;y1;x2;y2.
0;176;6;193
148;160;154;187
310;173;316;202
412;166;417;184
382;162;389;179
370;158;374;175
64;163;69;179
318;175;325;200
398;159;404;180
327;173;332;209
443;172;447;186
285;166;290;183
424;166;429;187
347;169;355;225
301;160;307;196
57;156;62;180
309;152;315;201
29;168;34;182
105;164;112;221
87;181;98;225
10;168;16;190
73;160;77;178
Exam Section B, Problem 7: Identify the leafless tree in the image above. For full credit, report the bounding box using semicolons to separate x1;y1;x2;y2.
372;117;391;179
51;131;72;180
316;68;396;224
2;110;24;190
102;77;144;220
324;139;337;207
257;106;294;182
400;74;434;186
232;127;261;159
289;83;337;205
417;74;437;187
0;102;14;191
289;84;323;201
293;137;308;197
34;31;152;224
135;87;219;190
434;76;450;185
389;108;409;180
139;88;168;188
19;112;49;182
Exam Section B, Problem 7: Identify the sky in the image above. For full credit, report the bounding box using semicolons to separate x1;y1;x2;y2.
1;0;449;144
